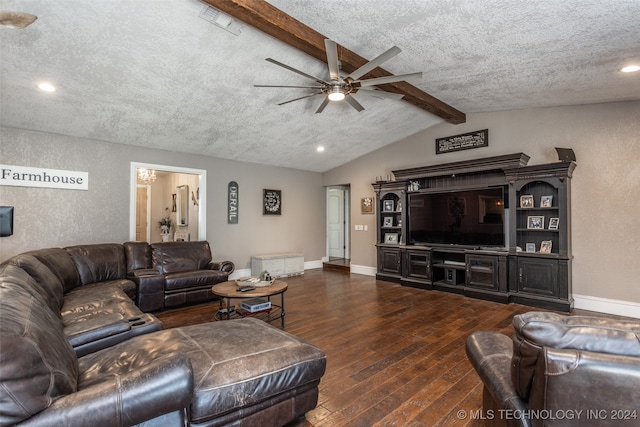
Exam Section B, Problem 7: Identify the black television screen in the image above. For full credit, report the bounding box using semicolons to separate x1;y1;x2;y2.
408;187;506;247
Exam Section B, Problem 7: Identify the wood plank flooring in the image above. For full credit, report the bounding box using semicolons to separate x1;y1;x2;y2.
154;269;603;426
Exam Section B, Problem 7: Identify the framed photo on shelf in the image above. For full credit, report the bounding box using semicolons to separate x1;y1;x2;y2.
548;217;560;230
383;217;394;227
520;195;534;208
525;243;536;253
383;200;395;212
540;195;553;207
384;233;399;244
527;216;544;229
361;197;374;214
540;240;553;253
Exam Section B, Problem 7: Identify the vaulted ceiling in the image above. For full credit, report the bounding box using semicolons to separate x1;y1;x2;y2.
1;0;639;172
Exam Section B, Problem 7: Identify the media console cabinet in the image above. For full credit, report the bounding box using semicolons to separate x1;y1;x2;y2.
373;153;575;312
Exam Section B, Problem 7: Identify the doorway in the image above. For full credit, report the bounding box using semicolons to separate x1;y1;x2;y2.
326;185;350;270
129;162;207;242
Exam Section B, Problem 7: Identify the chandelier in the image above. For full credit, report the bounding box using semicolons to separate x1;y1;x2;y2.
137;168;156;184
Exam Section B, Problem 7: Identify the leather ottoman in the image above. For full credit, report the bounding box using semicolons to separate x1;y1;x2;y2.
78;318;326;427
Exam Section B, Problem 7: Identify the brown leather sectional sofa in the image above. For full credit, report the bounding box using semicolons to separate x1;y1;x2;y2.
0;241;326;426
466;312;640;427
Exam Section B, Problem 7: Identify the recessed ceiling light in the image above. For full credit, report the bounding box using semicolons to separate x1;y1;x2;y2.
620;65;640;73
316;146;325;152
37;82;56;92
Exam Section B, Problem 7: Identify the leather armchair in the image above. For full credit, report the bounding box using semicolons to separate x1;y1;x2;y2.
466;312;640;427
125;241;234;311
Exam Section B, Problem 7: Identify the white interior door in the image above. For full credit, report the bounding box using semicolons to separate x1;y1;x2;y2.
328;188;346;258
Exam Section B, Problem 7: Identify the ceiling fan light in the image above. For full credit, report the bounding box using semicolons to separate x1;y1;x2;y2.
327;87;345;101
620;65;640;73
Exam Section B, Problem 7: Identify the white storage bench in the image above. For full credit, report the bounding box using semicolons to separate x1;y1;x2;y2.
251;253;304;278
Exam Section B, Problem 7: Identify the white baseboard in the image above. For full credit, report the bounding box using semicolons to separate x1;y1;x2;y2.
305;260;323;270
573;294;640;319
350;264;377;276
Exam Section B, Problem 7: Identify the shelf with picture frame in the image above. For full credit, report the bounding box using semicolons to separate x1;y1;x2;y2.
505;162;575;310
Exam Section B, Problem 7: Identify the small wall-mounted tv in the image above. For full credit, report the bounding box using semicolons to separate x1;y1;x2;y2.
407;187;506;248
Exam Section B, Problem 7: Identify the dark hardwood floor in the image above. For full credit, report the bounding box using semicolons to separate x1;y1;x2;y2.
154;269;609;426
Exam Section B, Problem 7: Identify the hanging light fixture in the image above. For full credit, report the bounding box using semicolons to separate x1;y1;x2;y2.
138;168;156;184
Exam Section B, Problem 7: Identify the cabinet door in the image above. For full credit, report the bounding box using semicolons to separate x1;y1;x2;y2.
466;255;498;291
406;251;430;280
379;247;402;274
517;257;559;298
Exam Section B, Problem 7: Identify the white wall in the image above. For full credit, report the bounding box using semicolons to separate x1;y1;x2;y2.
323;101;640;316
0;127;326;271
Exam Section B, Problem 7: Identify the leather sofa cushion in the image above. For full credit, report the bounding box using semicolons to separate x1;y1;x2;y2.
65;244;127;286
164;270;229;291
0;264;78;425
78;318;326;425
4;254;65;313
151;241;213;274
62;280;142;320
24;247;81;293
124;241;152;271
511;311;640;400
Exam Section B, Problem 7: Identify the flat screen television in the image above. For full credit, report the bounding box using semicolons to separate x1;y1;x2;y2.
407;187;506;248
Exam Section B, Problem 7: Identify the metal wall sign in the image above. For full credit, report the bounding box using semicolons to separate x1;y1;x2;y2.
0;164;89;190
435;129;488;154
228;181;238;224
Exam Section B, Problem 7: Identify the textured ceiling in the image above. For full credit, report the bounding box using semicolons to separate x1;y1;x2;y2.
1;0;639;172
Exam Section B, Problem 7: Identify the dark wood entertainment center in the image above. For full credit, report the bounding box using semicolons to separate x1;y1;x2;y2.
373;153;576;311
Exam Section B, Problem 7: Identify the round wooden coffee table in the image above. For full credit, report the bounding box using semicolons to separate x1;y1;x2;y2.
211;280;288;328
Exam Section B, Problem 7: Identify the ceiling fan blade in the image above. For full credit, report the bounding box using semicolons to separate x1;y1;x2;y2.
346;46;402;81
344;95;365;112
255;84;324;89
315;97;330;114
0;11;37;29
357;87;405;100
265;58;331;85
356;72;423;87
324;39;341;81
277;92;322;106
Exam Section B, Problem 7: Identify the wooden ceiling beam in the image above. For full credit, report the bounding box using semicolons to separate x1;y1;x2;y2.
202;0;465;124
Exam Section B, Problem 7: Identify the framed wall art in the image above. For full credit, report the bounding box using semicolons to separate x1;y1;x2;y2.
361;197;374;214
263;189;281;215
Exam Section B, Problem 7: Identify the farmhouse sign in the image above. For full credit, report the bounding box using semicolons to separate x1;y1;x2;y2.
0;164;89;190
436;129;488;154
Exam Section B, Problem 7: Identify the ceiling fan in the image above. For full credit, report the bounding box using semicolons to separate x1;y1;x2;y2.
255;39;422;113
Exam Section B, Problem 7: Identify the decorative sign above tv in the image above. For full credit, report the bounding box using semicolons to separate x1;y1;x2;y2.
0;164;88;190
435;129;488;154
